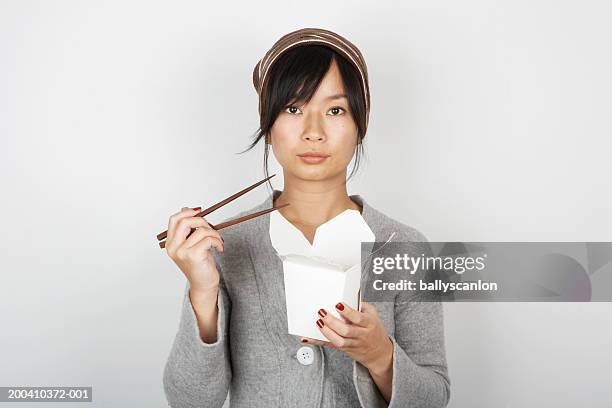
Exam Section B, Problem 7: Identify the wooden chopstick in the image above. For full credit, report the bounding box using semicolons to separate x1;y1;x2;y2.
156;174;276;242
158;203;289;249
156;174;288;249
210;203;290;230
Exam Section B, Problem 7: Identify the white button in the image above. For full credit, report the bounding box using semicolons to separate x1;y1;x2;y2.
296;346;314;366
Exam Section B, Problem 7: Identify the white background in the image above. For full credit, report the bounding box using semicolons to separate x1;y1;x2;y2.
1;1;611;407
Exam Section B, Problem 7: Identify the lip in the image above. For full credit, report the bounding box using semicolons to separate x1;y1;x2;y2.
297;152;330;158
297;152;330;164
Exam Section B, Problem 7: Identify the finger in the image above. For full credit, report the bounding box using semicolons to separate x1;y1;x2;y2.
359;301;379;318
167;215;213;252
334;302;368;327
316;318;355;349
188;235;224;256
167;207;201;242
179;218;223;249
299;337;335;348
318;308;363;338
181;226;224;252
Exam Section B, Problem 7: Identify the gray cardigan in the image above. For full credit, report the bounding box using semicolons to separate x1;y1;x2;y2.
163;189;450;408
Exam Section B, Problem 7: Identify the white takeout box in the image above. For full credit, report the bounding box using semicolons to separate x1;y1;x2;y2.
269;208;376;341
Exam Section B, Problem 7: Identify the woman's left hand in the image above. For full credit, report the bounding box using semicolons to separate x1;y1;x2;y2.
301;301;394;374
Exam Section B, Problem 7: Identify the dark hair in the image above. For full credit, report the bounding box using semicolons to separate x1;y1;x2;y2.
238;45;368;193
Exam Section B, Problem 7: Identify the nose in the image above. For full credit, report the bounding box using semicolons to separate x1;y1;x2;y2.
301;112;326;143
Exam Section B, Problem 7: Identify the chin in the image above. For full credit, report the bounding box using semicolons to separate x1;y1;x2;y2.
299;164;348;182
290;166;330;181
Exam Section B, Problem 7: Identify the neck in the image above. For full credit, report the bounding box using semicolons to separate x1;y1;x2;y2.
273;174;362;228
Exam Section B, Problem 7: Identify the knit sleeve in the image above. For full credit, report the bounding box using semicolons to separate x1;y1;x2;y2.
162;262;232;408
353;291;450;408
353;231;451;408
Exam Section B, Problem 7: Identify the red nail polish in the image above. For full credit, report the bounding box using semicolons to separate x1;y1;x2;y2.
318;308;327;318
192;207;201;211
316;319;324;328
301;339;308;343
335;303;344;311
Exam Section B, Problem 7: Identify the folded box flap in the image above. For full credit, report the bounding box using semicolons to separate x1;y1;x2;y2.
270;208;375;268
269;210;314;258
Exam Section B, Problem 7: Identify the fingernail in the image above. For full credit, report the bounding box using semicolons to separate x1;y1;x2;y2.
316;319;324;328
301;338;308;343
192;207;201;211
318;308;327;318
335;303;344;311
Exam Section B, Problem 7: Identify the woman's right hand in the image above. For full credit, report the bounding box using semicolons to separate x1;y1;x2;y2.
164;207;225;293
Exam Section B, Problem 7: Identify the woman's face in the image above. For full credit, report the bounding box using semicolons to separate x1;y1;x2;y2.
268;58;358;182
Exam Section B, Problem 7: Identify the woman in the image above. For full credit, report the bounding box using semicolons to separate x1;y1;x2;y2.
162;28;450;408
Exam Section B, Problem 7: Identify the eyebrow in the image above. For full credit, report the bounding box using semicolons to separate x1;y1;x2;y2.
324;93;348;101
288;93;348;106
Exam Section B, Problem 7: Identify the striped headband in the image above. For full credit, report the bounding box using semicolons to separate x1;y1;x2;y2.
252;27;371;131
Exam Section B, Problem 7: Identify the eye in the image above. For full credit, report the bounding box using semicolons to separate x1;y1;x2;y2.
328;106;346;116
285;105;302;115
